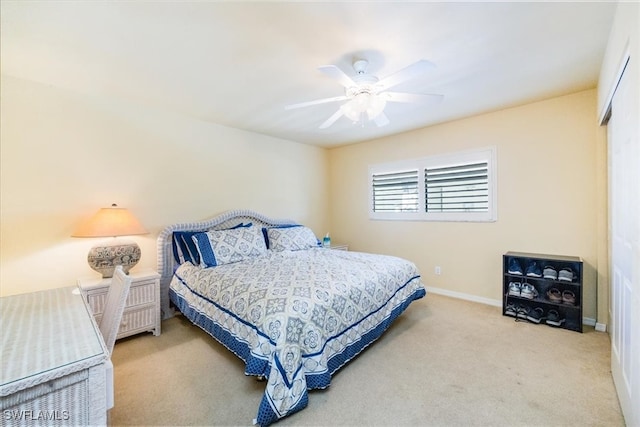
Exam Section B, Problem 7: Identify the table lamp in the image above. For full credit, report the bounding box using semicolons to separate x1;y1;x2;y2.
72;204;148;278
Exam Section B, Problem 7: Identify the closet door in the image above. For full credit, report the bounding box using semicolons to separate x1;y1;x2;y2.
608;59;639;427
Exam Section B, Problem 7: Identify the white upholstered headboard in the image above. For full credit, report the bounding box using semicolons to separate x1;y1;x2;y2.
156;209;297;319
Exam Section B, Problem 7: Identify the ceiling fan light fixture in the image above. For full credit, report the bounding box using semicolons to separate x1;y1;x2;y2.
366;96;386;120
341;100;362;122
353;92;372;111
341;90;386;123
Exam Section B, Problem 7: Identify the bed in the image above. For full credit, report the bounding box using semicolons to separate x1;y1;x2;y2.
156;210;426;425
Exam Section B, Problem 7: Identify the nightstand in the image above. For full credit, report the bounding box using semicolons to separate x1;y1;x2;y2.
329;244;348;251
78;269;161;339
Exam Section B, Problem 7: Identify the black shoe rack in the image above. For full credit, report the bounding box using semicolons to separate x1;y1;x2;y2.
503;251;583;333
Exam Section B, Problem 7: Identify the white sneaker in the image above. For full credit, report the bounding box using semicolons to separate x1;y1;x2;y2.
521;283;539;300
508;282;522;296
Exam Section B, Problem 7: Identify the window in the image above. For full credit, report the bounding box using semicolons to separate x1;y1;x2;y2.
369;147;497;222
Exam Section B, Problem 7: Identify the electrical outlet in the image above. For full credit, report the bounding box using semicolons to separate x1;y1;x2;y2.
435;266;441;275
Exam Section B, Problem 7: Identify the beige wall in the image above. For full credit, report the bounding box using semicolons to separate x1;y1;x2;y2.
0;75;329;296
328;89;605;322
0;73;608;325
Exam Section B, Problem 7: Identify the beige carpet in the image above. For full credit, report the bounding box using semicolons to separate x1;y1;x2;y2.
110;294;625;426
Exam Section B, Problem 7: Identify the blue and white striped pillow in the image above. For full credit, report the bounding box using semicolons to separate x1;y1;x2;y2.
171;223;253;265
172;231;201;265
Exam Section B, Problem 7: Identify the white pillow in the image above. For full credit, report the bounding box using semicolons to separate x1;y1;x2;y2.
266;226;319;252
192;226;267;267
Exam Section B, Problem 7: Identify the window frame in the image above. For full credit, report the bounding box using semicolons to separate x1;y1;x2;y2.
368;147;497;222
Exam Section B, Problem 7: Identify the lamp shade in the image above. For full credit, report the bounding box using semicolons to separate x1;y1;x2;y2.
72;204;147;237
72;204;148;278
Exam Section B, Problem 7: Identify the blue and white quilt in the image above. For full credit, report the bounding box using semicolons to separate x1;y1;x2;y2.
169;247;426;425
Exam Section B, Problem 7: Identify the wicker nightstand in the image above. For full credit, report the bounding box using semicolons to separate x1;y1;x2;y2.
78;269;161;339
329;244;348;251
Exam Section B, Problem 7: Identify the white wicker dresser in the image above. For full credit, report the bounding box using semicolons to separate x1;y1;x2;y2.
0;287;108;426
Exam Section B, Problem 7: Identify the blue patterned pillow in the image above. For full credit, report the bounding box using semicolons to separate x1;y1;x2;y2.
266;226;320;252
192;226;267;267
261;224;298;249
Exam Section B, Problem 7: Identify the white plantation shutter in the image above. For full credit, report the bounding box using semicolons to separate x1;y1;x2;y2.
425;162;489;213
369;147;496;222
372;170;419;212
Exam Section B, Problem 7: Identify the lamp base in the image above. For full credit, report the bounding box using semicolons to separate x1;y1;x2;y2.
87;238;141;278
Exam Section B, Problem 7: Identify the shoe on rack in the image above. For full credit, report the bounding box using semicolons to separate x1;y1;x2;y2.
558;268;574;282
525;262;542;278
516;305;530;319
520;283;539;300
505;303;517;317
546;310;565;326
508;282;522;296
543;266;558;280
547;288;562;303
508;259;523;275
562;290;576;305
526;307;546;324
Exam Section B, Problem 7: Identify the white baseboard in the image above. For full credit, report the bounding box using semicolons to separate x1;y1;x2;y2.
426;286;502;307
426;286;607;330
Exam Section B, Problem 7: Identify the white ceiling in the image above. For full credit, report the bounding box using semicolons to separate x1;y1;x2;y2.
1;1;616;148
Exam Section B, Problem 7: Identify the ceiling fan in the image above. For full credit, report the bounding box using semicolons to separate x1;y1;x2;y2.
285;58;443;129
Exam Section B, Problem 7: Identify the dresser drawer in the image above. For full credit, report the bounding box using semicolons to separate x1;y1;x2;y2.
117;305;157;336
87;280;156;316
94;304;157;338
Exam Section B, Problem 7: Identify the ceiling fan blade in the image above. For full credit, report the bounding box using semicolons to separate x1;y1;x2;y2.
319;108;344;129
318;65;356;88
373;112;390;127
381;91;444;104
285;95;349;110
376;60;436;91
